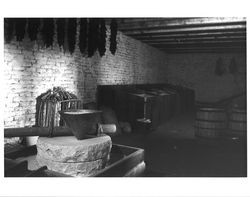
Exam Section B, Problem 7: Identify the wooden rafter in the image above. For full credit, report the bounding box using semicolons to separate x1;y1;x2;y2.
113;17;247;53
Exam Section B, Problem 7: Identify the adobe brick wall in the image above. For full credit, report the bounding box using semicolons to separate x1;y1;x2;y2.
165;53;246;102
4;20;168;128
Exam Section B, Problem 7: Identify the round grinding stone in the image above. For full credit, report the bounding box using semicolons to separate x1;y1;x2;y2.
36;155;107;177
36;135;112;162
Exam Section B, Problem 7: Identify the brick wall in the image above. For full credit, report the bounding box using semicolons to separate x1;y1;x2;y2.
4;19;168;128
165;53;246;102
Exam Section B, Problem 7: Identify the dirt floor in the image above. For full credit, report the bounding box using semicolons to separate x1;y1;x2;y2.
112;112;247;177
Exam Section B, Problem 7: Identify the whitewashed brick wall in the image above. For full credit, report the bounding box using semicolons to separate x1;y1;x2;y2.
4;20;168;128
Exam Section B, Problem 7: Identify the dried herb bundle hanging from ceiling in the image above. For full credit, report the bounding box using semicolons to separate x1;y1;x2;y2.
56;18;65;48
79;18;88;55
215;57;226;76
229;57;238;74
42;18;54;48
88;18;100;57
27;18;40;41
4;18;15;43
98;19;106;57
110;19;118;55
67;18;77;54
15;18;27;42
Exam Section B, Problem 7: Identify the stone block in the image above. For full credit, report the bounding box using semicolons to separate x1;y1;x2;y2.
36;155;107;176
36;135;112;162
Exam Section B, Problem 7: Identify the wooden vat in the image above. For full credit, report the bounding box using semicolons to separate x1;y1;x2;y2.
228;108;247;137
195;107;227;138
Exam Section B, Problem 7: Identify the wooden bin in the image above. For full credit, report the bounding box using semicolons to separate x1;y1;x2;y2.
228;108;247;137
195;107;227;138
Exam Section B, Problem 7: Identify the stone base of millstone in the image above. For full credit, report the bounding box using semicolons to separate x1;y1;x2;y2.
36;135;112;162
37;155;108;177
36;135;112;176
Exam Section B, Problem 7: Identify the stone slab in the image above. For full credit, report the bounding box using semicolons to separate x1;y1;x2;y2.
36;135;112;162
36;155;107;177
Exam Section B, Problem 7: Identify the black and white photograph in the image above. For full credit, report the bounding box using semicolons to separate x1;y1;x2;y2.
1;0;249;196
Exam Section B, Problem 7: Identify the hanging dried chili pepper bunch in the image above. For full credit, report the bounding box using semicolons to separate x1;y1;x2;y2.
110;19;118;55
68;18;77;54
229;57;238;74
42;18;54;48
4;18;15;43
79;18;108;57
79;18;88;55
4;18;118;56
215;57;226;76
98;19;107;57
27;18;40;41
56;18;65;49
15;18;27;42
5;18;41;43
87;18;100;57
80;18;117;57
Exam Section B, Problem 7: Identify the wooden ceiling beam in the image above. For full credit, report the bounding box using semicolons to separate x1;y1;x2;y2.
123;24;246;35
126;28;245;38
119;21;246;32
153;42;246;49
131;31;246;40
146;38;246;45
161;48;246;53
159;45;246;51
117;17;246;30
141;36;246;44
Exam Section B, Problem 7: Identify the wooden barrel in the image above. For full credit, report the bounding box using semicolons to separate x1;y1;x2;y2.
228;108;246;136
195;107;227;138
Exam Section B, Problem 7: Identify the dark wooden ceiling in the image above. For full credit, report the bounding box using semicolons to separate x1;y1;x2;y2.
114;17;246;53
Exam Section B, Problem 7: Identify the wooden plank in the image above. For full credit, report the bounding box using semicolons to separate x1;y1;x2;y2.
161;48;246;54
5;145;37;159
132;31;246;40
4;126;73;138
93;145;145;177
146;38;246;45
139;35;246;43
120;21;246;32
4;159;29;177
153;41;246;49
123;24;246;36
118;17;246;30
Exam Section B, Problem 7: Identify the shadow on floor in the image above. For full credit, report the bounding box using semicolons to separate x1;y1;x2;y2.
112;113;247;177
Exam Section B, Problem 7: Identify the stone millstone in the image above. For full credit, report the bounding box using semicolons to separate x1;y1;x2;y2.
36;155;107;177
36;135;112;162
